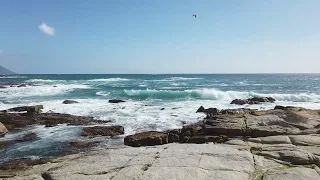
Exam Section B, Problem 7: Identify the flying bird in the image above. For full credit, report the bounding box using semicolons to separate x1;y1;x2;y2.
193;14;196;18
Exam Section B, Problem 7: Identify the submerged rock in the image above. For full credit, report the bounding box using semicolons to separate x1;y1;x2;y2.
69;141;100;148
124;131;168;147
82;126;124;137
62;100;79;104
0;122;8;137
108;99;126;103
15;132;37;143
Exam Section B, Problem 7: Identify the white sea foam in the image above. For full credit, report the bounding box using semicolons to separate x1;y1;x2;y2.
149;77;203;82
25;79;66;83
88;78;131;82
0;84;90;99
96;91;110;96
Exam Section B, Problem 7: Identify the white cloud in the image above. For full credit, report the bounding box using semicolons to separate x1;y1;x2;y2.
38;23;55;36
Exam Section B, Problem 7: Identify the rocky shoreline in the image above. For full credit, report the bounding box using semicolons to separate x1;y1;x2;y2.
1;97;320;179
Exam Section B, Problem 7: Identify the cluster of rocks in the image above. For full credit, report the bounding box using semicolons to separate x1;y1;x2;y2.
0;82;34;89
0;104;125;153
124;105;320;147
231;97;276;105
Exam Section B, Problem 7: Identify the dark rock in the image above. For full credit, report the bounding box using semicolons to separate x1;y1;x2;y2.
109;99;126;103
0;86;6;88
124;131;168;147
196;106;206;113
181;123;203;137
82;126;124;137
17;84;27;88
187;135;228;144
205;108;219;118
160;108;165;110
0;112;96;130
231;97;275;105
0;122;8;137
69;141;99;148
166;129;181;143
62;100;79;104
230;99;248;105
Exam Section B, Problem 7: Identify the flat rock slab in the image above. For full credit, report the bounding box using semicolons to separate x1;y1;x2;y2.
3;144;320;180
263;167;320;180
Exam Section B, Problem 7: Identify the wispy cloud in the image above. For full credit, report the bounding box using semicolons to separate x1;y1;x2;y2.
38;23;55;36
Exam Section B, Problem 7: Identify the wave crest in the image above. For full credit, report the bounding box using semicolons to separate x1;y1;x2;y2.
123;88;320;102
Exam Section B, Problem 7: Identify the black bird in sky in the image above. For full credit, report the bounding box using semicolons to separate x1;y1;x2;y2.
193;14;196;18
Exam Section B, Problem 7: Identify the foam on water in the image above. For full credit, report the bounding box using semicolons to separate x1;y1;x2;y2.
95;91;110;96
25;79;67;83
0;84;90;99
88;78;131;82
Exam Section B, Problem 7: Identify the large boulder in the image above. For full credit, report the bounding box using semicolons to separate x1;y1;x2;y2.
124;131;168;147
109;99;126;103
62;100;79;104
0;122;8;137
82;126;124;137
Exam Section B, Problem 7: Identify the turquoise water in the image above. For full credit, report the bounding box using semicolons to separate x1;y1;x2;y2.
1;74;320;161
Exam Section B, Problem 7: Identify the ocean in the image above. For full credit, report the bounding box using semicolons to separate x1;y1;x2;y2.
1;74;320;161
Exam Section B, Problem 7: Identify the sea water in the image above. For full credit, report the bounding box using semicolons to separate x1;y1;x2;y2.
1;74;320;161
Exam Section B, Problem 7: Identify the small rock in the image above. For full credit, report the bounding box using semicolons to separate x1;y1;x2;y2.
82;126;124;137
62;100;79;104
109;99;126;103
0;86;6;89
17;84;27;88
196;106;205;113
124;131;168;147
0;122;8;137
160;108;165;110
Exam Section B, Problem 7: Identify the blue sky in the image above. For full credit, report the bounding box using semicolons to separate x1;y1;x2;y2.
0;0;319;74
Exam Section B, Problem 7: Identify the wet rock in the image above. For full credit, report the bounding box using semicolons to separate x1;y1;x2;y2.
82;126;124;137
196;106;205;113
124;131;168;147
0;86;6;88
166;129;180;143
231;97;275;105
17;84;27;88
230;99;249;105
69;141;99;148
0;112;97;130
0;122;8;137
160;108;165;110
7;105;43;114
109;99;126;103
204;108;219;118
62;100;79;104
15;132;37;143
